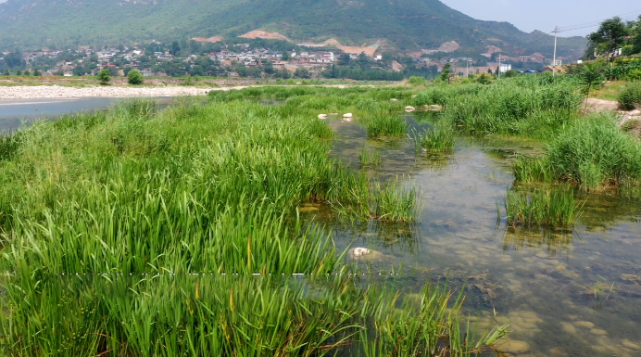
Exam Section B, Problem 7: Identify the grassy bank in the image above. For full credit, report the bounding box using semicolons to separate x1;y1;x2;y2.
0;97;507;356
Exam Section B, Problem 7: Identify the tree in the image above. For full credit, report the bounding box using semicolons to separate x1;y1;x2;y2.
98;68;111;85
579;62;605;94
439;63;451;82
294;67;311;79
281;51;290;61
16;70;22;76
3;69;10;76
587;17;629;61
171;41;181;56
33;69;42;76
4;51;25;68
23;70;31;76
128;70;144;85
339;54;351;66
504;69;517;78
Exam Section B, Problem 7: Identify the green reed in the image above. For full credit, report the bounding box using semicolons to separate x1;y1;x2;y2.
365;114;408;138
0;96;508;356
503;189;581;228
360;146;382;168
421;122;456;152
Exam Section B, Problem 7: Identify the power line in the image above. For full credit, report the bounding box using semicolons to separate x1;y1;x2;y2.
556;10;641;33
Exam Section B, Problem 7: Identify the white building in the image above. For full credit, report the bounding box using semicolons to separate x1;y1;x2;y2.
499;64;512;73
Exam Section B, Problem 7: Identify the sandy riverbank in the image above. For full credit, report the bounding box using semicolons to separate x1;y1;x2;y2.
0;85;252;99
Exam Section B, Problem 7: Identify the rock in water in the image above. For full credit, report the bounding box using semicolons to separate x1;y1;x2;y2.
318;114;328;119
343;113;353;118
349;247;371;258
405;106;416;112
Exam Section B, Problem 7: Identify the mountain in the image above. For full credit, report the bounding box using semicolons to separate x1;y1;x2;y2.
0;0;586;59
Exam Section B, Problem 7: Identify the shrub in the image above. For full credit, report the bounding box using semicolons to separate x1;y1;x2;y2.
421;122;455;152
97;69;111;85
618;82;641;110
127;69;144;85
408;76;426;86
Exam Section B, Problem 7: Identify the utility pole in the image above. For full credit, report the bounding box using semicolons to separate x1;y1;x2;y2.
552;26;558;77
498;53;501;80
466;60;469;77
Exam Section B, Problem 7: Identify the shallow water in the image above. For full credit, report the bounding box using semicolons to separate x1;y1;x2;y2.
308;117;641;356
0;97;173;133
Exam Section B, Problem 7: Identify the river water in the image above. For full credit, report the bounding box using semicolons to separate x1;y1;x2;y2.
300;116;641;357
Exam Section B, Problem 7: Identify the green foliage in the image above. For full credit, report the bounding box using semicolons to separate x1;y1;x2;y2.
579;61;605;94
504;189;579;228
587;17;630;60
421;122;455;152
439;63;452;82
97;68;111;85
476;73;492;84
504;69;517;78
408;76;426;86
411;77;583;138
517;115;641;191
364;114;408;138
618;82;641;110
127;69;144;85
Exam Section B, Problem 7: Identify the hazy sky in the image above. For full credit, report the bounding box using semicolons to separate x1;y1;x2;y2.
441;0;641;37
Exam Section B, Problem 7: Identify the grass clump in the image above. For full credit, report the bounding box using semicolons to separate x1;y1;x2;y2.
360;147;382;167
371;179;418;222
546;115;641;190
514;115;641;191
365;114;408;138
361;282;510;357
421;122;456;152
618;82;641;110
504;189;580;228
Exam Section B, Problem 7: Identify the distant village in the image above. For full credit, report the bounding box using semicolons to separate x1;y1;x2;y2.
0;40;560;79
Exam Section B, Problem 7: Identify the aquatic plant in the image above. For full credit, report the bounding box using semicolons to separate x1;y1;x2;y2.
359;282;510;357
371;178;419;222
0;96;507;356
421;121;456;152
546;115;641;190
360;146;382;167
364;114;408;138
503;189;581;228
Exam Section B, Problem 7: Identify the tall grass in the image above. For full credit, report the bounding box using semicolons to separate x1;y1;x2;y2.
0;97;505;356
421;121;456;152
364;114;408;138
503;189;581;228
618;82;641;110
411;78;582;139
515;115;641;191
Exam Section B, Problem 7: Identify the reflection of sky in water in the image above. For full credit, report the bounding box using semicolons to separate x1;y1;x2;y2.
0;97;173;133
308;118;641;357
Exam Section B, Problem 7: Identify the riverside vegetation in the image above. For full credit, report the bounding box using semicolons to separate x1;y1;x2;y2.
0;94;508;356
3;74;641;356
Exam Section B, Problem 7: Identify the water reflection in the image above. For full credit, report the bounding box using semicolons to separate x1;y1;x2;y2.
322;118;641;357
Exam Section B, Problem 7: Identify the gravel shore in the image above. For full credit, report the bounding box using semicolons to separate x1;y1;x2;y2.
0;85;252;99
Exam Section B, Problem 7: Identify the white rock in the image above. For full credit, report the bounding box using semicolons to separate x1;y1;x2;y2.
405;106;416;112
390;98;398;102
343;113;353;118
318;114;328;119
349;247;371;257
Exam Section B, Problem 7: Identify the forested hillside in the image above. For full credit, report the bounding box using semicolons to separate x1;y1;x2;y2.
0;0;586;58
